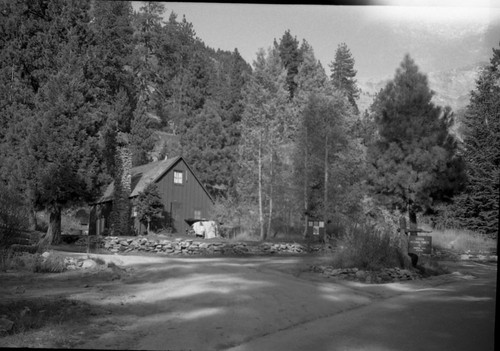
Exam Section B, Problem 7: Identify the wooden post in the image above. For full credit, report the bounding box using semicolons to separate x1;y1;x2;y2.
398;215;412;269
399;216;407;235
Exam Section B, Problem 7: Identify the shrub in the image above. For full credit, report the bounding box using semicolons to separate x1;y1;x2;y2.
0;248;14;271
0;185;30;246
331;224;405;271
9;252;42;272
1;251;66;273
417;259;450;277
35;253;66;273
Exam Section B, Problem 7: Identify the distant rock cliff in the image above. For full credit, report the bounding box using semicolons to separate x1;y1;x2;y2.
357;62;486;115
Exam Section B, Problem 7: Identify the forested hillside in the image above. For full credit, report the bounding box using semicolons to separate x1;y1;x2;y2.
1;1;497;244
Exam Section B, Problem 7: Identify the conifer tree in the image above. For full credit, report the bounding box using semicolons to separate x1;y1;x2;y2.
292;40;330;236
329;43;360;113
367;55;466;228
453;44;500;234
181;101;231;197
275;30;302;99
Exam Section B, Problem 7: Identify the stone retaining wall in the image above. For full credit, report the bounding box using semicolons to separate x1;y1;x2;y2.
76;236;333;256
310;265;422;284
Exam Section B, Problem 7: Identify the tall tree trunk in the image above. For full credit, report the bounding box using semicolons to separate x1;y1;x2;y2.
323;134;329;243
302;129;309;238
258;133;265;241
26;189;37;231
408;203;418;233
39;206;62;248
28;206;37;232
267;152;274;238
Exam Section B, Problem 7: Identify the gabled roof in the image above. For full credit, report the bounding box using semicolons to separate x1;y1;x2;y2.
97;156;182;204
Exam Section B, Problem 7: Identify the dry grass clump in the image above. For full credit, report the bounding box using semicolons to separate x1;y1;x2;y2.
423;224;496;253
331;224;406;271
35;253;66;273
0;251;66;273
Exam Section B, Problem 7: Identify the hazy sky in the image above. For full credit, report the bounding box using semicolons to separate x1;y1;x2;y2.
132;1;500;80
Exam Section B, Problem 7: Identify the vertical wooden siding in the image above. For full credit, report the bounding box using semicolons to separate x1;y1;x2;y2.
154;159;213;234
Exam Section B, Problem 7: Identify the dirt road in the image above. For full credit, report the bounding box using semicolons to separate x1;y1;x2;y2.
228;261;497;351
1;253;496;350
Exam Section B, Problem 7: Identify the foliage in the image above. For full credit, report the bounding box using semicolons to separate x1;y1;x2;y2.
0;0;111;245
329;42;360;113
130;99;157;167
275;30;302;99
238;47;289;240
133;183;164;232
366;55;466;224
181;101;231;197
0;184;29;246
210;194;259;238
451;44;500;234
34;253;66;273
299;92;352;236
424;225;497;253
331;224;405;271
1;2;486;245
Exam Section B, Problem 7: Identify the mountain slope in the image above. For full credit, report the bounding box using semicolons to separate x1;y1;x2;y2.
357;62;486;114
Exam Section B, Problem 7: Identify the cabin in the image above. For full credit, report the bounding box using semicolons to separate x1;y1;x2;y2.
89;156;214;236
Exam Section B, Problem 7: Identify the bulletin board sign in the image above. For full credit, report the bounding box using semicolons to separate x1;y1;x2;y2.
307;220;325;237
408;235;432;255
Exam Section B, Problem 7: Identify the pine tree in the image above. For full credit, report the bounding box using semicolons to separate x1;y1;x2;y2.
30;67;103;246
181;101;231;197
275;30;302;99
453;44;500;234
367;55;466;228
329;43;360;113
292;40;330;236
0;0;110;245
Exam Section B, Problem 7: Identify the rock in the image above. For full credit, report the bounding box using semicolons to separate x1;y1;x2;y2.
81;259;98;270
41;251;51;259
460;254;470;260
379;272;392;282
355;270;367;279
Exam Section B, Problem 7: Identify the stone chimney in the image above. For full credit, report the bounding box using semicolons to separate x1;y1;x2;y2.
110;133;132;236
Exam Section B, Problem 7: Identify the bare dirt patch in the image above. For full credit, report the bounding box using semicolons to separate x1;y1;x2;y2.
0;249;463;350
